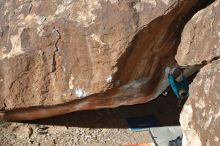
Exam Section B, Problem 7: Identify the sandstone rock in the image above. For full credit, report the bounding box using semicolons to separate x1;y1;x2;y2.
180;60;220;146
0;0;213;121
177;0;220;146
176;0;220;65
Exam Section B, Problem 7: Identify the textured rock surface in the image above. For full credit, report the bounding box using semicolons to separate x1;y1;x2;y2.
176;0;220;65
180;61;220;146
0;0;213;121
178;1;220;146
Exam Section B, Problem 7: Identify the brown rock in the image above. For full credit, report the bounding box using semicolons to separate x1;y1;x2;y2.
180;60;220;146
0;0;214;121
177;0;220;146
176;0;220;65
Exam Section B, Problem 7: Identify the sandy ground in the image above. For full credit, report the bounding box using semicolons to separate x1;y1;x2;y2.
0;73;193;146
0;122;153;146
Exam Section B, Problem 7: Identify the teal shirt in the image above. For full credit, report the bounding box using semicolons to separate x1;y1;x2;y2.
168;74;189;99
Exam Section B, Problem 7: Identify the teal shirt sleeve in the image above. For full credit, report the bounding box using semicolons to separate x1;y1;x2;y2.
168;74;180;98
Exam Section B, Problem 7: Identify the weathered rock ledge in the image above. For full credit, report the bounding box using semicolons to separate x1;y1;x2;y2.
0;0;215;121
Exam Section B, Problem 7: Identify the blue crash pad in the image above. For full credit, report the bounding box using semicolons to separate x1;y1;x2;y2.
126;115;160;131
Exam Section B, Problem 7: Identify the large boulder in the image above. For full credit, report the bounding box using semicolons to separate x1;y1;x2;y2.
0;0;213;121
177;0;220;145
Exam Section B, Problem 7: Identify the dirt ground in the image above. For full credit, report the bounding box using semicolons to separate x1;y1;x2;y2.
0;74;194;146
0;121;154;146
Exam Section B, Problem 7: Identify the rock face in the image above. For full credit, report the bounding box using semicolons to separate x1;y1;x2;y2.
0;0;214;121
177;1;220;146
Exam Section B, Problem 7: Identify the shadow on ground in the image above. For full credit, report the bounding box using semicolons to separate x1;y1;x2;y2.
25;73;197;129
